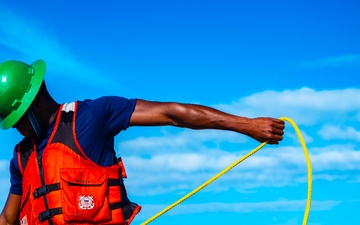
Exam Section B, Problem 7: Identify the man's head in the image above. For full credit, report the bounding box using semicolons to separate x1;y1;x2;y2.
0;59;46;132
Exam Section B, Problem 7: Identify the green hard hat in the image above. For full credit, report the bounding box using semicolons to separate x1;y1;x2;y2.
0;59;46;130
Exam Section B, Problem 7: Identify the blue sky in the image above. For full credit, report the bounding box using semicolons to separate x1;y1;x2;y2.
0;0;359;224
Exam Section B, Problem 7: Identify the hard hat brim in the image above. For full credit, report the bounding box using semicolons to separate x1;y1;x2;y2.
0;60;46;130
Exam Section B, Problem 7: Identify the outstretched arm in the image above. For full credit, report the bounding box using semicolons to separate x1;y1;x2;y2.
0;193;21;225
129;99;284;144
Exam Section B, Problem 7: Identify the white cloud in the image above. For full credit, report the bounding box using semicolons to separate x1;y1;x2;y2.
285;126;314;144
119;129;248;154
134;199;340;221
0;178;10;209
0;160;10;209
0;160;9;172
311;150;360;171
120;143;360;196
213;87;360;125
318;125;360;141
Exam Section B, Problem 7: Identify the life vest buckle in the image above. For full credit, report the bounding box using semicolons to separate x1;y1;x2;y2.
33;183;61;199
38;208;62;222
33;186;47;198
38;210;51;222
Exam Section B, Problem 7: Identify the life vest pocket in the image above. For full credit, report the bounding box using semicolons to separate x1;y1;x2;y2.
60;167;111;223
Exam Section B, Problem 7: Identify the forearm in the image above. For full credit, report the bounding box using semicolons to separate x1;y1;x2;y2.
0;215;7;225
171;105;285;144
0;215;18;225
0;194;21;225
130;100;249;132
166;103;250;132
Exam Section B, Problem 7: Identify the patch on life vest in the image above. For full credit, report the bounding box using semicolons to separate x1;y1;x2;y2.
20;215;28;225
78;195;95;210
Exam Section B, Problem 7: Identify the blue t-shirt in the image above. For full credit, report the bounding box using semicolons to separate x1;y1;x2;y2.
9;96;137;195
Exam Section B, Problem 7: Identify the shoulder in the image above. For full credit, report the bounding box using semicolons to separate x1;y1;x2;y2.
77;96;137;115
74;96;137;131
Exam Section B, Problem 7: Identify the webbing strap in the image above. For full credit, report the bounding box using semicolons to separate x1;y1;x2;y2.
33;183;60;199
109;178;123;186
38;207;62;222
110;198;131;210
27;108;42;137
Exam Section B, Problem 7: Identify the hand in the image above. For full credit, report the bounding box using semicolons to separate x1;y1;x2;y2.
246;117;285;144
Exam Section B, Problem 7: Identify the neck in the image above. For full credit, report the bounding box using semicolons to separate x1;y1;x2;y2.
48;101;60;126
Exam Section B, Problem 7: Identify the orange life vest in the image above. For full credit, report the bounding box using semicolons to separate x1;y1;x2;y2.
17;102;141;225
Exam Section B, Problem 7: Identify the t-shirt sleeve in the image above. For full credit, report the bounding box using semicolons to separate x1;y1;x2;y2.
78;96;137;137
9;147;23;195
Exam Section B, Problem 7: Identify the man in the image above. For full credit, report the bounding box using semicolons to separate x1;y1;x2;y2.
0;59;285;225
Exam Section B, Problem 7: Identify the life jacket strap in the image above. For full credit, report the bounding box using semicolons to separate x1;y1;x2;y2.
109;178;130;210
108;178;123;186
109;198;131;210
27;108;42;137
33;183;61;199
38;207;62;222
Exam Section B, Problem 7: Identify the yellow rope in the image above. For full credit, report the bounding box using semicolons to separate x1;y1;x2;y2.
140;117;312;225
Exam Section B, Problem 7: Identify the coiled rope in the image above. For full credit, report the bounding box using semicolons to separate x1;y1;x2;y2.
141;117;312;225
